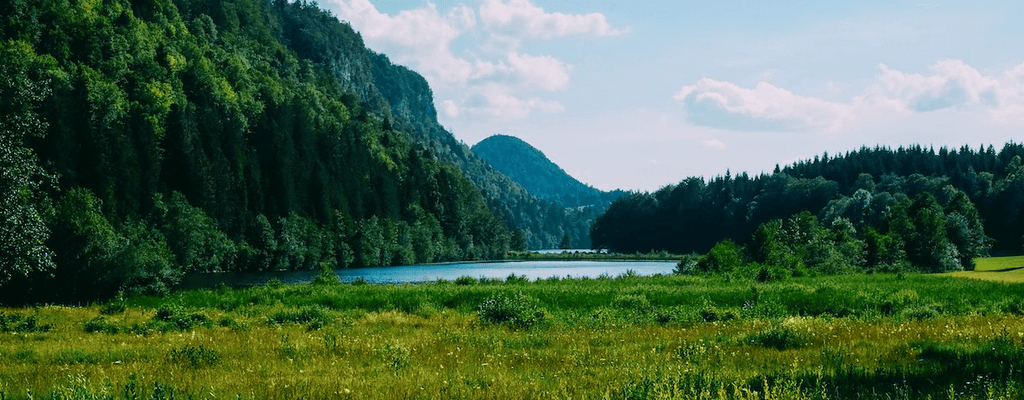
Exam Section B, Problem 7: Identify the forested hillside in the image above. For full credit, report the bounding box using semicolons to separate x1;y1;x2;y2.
0;0;520;303
472;135;626;209
365;60;597;250
593;144;1024;273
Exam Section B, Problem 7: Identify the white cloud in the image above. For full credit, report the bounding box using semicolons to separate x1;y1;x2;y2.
441;100;460;118
702;139;727;150
478;0;626;39
858;60;1000;112
506;52;571;91
456;84;565;119
675;60;1024;133
326;0;620;121
674;78;851;132
326;0;475;84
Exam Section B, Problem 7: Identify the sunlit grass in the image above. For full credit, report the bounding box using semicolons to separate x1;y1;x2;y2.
974;256;1024;272
948;256;1024;283
2;273;1024;399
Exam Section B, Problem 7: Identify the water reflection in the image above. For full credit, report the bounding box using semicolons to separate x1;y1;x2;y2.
181;260;677;288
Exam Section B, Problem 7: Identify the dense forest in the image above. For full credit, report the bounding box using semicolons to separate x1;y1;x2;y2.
593;143;1024;274
0;0;529;303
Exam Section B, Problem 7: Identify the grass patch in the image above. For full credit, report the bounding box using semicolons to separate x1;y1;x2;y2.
974;255;1024;272
3;273;1024;399
947;255;1024;283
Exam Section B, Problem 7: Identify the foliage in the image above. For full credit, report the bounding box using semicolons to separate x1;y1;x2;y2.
0;40;56;292
593;144;1022;259
0;0;523;303
478;292;547;329
694;240;744;274
0;312;51;333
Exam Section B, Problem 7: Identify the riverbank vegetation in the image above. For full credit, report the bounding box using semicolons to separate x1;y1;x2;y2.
2;270;1024;399
506;249;682;261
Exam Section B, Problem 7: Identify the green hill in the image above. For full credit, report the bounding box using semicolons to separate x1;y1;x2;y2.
472;135;604;206
0;0;525;302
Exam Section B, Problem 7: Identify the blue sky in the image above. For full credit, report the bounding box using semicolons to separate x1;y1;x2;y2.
323;0;1024;191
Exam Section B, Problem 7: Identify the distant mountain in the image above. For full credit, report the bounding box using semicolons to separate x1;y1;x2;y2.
471;135;594;203
472;135;627;211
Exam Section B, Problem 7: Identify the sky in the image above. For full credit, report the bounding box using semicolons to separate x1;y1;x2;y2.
322;0;1024;192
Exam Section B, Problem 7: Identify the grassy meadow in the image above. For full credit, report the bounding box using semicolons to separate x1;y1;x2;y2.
947;256;1024;284
3;268;1024;399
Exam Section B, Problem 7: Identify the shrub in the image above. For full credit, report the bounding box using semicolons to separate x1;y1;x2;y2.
454;276;477;286
375;342;411;369
217;316;248;331
505;274;529;285
99;302;127;315
268;306;332;330
612;293;652;312
478;292;546;329
696;240;744;274
169;345;219;368
745;326;807;350
312;264;340;285
0;312;51;333
84;316;120;334
901;304;940;321
151;305;213;331
674;253;700;275
751;263;790;282
697;301;740;322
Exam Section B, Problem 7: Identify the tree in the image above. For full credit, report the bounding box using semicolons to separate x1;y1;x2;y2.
696;239;744;274
559;233;571;250
0;41;56;292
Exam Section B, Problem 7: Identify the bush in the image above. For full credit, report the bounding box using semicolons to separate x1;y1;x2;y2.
612;293;652;312
84;316;120;334
454;276;477;286
268;306;332;330
697;301;740;323
901;304;940;321
751;263;790;282
169;345;220;368
151;305;213;331
478;292;546;329
697;240;744;274
99;302;127;315
744;326;807;350
0;312;51;333
674;253;700;275
312;264;340;285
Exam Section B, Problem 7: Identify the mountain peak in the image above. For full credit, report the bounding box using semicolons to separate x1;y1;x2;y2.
472;135;598;204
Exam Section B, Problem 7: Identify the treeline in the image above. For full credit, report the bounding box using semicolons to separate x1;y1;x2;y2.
0;0;512;303
593;143;1024;273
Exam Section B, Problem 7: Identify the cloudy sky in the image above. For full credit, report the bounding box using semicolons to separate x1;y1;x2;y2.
323;0;1024;191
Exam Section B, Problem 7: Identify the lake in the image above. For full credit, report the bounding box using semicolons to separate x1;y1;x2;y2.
180;260;678;288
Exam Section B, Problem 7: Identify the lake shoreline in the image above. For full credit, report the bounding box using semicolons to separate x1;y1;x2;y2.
180;259;680;289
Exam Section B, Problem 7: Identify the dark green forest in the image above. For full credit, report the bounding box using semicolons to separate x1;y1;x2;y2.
593;144;1024;275
0;0;525;303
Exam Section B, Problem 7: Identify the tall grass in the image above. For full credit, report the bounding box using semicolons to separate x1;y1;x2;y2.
2;272;1023;399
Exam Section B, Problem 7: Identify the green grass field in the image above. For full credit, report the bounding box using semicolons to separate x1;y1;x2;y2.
2;272;1023;399
946;256;1024;283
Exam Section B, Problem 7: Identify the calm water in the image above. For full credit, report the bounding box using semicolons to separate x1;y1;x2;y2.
180;260;678;288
